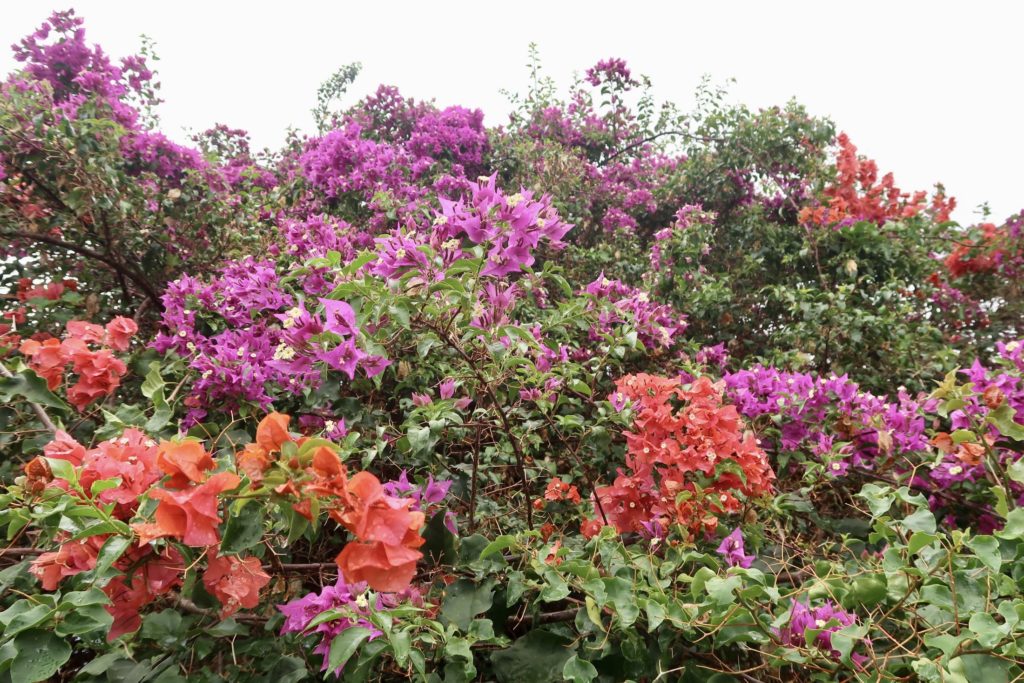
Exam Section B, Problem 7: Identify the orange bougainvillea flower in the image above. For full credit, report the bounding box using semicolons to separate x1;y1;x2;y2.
311;469;426;592
133;471;241;547
955;442;985;467
156;439;215;489
235;442;271;483
203;548;271;619
256;411;292;453
335;471;426;547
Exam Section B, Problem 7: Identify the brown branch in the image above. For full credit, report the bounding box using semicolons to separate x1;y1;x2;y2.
176;597;266;624
0;229;162;307
430;323;534;528
0;547;45;557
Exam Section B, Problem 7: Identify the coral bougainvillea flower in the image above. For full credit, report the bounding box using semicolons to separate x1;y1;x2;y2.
30;535;105;590
19;337;67;389
594;374;774;538
104;316;138;351
203;548;271;619
133;471;241;546
256;411;292;453
156;438;215;488
43;429;86;465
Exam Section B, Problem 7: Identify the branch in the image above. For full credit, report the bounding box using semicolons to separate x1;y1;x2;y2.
426;321;535;528
0;229;163;308
600;129;723;166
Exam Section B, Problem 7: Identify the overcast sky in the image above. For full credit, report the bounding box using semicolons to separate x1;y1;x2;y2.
2;2;1021;224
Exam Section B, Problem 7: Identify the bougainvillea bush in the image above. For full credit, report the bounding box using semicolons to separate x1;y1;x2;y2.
3;10;1024;683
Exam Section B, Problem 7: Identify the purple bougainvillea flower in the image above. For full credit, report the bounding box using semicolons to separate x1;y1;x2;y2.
716;527;755;568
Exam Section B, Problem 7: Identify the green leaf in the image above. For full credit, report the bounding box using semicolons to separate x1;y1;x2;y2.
0;369;69;411
491;630;575;683
10;629;71;682
988;404;1024;440
704;575;742;607
0;602;52;637
908;532;939;554
44;457;76;484
603;577;640;626
220;500;263;554
830;623;868;668
584;596;604;632
645;600;665;630
141;609;185;647
55;603;112;636
902;509;936;534
856;483;895;518
92;535;131;578
949;654;1009;683
967;612;1003;649
966;536;1001;572
568;380;592;397
849;575;887;607
440;579;495;631
996;509;1024;540
326;626;373;678
479;534;518;560
562;654;598;683
406;425;435;455
540;569;570;603
141;362;165;400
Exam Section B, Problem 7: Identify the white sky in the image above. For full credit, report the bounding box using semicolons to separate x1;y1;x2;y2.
2;1;1021;224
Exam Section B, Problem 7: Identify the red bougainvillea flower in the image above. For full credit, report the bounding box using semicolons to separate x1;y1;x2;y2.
580;518;606;539
203;547;271;619
17;279;65;302
133;471;241;546
543;478;582;504
102;546;183;641
798;132;955;228
156;438;215;488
